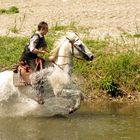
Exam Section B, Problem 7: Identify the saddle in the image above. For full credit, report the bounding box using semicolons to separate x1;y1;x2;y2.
12;63;32;87
12;60;45;104
13;58;44;87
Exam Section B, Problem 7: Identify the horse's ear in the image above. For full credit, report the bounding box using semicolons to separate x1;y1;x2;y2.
66;31;78;42
75;32;79;36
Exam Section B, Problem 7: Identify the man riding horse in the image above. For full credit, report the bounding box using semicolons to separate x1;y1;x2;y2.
12;21;49;103
12;21;49;87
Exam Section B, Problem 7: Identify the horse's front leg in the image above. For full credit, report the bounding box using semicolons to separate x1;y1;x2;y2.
61;89;84;113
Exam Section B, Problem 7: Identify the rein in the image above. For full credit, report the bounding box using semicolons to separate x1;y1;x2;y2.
49;37;86;70
52;61;70;70
66;37;87;60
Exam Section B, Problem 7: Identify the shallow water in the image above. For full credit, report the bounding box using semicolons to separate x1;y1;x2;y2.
0;102;140;140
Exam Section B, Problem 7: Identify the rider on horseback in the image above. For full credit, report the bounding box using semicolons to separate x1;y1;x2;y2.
19;21;48;71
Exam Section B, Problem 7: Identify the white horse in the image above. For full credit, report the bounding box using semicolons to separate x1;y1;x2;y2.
0;32;93;116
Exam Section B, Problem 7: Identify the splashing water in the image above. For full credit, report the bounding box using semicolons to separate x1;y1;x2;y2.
0;31;93;117
0;66;82;117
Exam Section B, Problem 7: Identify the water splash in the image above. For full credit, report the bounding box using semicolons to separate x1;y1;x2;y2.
0;67;82;117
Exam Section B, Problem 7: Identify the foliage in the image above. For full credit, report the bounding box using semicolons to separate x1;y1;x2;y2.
101;76;122;97
9;14;26;34
73;32;140;96
0;36;27;69
8;6;19;13
0;6;19;14
10;26;19;33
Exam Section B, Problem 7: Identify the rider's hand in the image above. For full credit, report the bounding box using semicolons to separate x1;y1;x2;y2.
41;50;47;54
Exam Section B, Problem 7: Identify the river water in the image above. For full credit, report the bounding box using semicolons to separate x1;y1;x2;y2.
0;102;140;140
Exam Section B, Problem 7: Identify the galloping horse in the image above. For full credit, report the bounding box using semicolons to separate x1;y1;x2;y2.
0;32;94;116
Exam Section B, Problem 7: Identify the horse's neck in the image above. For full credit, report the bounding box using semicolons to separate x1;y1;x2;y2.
56;43;73;73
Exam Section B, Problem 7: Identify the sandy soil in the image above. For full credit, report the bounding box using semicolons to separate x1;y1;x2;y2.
1;0;140;38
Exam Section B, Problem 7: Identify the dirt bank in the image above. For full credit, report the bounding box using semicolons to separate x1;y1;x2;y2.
1;0;140;38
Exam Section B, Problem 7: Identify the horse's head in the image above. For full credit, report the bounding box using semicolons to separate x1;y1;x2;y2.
66;32;94;61
49;32;94;73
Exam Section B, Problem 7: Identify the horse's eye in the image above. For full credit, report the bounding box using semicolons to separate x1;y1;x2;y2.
78;44;86;52
79;44;83;48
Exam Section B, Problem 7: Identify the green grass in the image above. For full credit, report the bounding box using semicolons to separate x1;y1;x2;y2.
9;26;19;33
0;36;27;69
51;22;78;32
0;6;19;14
73;34;140;96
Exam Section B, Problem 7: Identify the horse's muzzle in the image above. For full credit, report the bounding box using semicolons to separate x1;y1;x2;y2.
84;53;94;61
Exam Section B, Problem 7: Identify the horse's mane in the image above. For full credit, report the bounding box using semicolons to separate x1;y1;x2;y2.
49;31;78;62
49;46;60;62
48;36;65;62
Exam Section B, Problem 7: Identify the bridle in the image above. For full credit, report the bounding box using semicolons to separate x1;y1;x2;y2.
51;37;88;70
66;37;88;59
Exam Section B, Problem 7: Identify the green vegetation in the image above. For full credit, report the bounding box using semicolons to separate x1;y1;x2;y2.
1;24;140;98
101;76;122;97
9;26;19;33
0;6;19;14
73;29;140;97
9;14;26;33
0;36;27;69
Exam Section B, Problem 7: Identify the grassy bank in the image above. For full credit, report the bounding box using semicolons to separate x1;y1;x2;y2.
0;25;140;101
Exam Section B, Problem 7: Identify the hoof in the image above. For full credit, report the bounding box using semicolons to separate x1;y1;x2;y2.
35;98;45;105
38;100;45;105
69;108;76;114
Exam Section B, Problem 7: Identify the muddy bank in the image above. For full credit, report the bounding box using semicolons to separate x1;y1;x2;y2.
1;0;140;38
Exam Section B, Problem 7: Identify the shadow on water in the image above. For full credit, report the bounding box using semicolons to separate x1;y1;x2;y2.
0;101;140;140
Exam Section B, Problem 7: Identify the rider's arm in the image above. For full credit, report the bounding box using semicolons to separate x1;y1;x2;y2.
32;48;46;54
28;35;46;54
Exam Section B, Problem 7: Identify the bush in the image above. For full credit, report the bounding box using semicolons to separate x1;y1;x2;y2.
101;76;122;97
8;6;19;13
0;6;19;14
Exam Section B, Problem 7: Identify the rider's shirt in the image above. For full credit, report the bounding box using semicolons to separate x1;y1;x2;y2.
28;31;47;52
20;31;47;62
